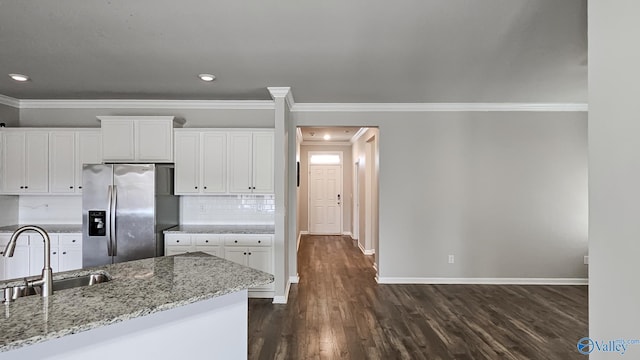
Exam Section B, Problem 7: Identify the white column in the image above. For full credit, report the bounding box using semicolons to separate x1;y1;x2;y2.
589;1;640;358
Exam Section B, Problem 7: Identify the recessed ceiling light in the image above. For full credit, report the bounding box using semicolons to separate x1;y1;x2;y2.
323;134;331;141
198;74;216;82
9;73;30;82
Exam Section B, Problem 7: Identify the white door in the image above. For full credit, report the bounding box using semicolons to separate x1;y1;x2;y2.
309;165;342;234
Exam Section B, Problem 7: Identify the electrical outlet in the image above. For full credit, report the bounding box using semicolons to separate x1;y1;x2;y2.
448;255;455;264
584;256;589;265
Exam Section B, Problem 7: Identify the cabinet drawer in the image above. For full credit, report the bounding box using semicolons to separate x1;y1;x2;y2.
193;234;222;246
59;234;81;246
165;234;192;245
224;235;272;246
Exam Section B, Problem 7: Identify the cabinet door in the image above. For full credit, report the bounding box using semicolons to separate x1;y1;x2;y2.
0;237;7;280
102;120;135;161
247;247;272;274
0;252;5;280
2;131;26;193
228;132;253;193
24;132;49;193
59;247;82;272
252;132;274;193
5;239;30;280
174;132;201;194
76;131;102;193
137;120;173;162
30;246;60;276
224;247;248;266
247;247;273;290
202;132;227;193
49;131;76;193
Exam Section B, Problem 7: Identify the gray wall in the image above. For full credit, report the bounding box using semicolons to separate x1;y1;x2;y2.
18;108;273;128
589;2;640;354
0;103;19;127
298;144;353;234
294;111;588;280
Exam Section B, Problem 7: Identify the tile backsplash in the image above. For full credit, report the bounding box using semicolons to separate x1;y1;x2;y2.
15;195;274;226
180;195;275;225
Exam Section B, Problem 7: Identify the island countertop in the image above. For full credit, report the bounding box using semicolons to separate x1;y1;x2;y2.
0;253;273;353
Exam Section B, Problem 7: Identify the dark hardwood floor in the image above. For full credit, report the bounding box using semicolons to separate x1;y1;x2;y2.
248;235;588;359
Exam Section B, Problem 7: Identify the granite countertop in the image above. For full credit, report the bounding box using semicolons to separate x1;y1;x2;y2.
0;253;274;352
0;224;82;234
164;224;275;234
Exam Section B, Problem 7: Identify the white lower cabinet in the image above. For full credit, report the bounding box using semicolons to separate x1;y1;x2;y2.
165;232;274;296
0;233;82;281
223;235;273;292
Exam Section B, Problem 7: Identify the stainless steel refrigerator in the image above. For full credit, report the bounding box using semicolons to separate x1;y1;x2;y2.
82;164;179;267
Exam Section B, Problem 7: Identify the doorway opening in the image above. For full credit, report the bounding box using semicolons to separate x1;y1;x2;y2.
295;126;380;273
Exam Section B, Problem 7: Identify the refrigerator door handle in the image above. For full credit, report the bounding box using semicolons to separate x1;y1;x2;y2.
106;185;113;256
111;185;118;257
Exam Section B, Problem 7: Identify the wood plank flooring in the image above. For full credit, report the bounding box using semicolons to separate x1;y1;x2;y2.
248;235;588;359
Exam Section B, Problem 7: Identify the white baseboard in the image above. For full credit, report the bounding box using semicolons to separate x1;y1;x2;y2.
375;277;588;285
342;231;353;237
357;241;375;256
272;276;298;304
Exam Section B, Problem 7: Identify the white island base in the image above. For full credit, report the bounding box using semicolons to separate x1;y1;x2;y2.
0;289;248;360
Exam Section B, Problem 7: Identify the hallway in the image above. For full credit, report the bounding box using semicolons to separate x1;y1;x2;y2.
248;235;588;359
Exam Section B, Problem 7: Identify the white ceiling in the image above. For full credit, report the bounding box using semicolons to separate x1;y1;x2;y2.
300;127;362;143
0;1;587;103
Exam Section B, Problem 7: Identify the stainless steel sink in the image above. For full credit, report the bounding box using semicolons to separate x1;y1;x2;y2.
2;273;110;302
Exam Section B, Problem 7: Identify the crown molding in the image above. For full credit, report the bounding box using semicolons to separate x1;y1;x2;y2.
267;87;295;109
16;99;275;110
292;103;588;112
0;94;20;108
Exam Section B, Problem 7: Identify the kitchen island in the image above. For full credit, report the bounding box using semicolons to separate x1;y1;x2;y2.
0;253;273;359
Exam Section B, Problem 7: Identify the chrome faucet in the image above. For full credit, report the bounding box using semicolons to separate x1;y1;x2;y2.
3;225;53;297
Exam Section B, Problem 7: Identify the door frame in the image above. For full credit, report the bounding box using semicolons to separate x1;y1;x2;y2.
307;151;344;235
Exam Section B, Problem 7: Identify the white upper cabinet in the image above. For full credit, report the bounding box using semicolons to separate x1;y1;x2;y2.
1;130;49;194
175;129;273;195
228;132;253;193
174;131;201;194
76;130;103;190
252;132;275;193
49;130;102;194
99;116;180;162
228;131;274;194
49;131;76;193
100;119;134;161
202;132;227;193
174;130;227;195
